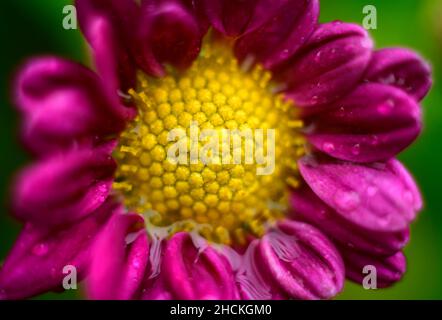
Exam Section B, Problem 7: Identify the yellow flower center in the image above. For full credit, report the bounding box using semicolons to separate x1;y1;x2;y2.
113;39;304;245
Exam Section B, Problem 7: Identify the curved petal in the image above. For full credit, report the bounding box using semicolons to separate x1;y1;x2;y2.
254;221;344;300
76;0;139;91
234;0;320;69
161;232;238;299
178;0;209;33
307;83;422;162
290;185;409;255
141;275;173;300
87;213;149;300
14;57;131;155
0;200;116;300
12;143;116;228
279;22;373;110
237;240;288;300
202;0;259;37
298;156;423;233
135;1;202;77
365;48;432;101
340;247;406;288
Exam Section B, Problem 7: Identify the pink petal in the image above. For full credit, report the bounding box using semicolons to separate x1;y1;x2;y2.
14;57;131;155
161;232;238;299
290;185;409;256
279;21;373;110
234;0;320;69
307;83;422;162
340;247;407;288
76;0;139;92
87;213;149;300
135;1;203;77
256;221;344;299
365;48;432;101
0;200;117;300
299;157;423;233
12;143;116;227
236;240;288;300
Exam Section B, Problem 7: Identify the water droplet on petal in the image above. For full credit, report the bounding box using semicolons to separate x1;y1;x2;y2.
351;144;361;155
377;99;395;115
334;190;360;212
367;186;378;197
322;142;335;153
370;135;379;146
32;243;49;256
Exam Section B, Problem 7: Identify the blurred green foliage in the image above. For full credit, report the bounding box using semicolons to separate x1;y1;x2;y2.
0;0;441;299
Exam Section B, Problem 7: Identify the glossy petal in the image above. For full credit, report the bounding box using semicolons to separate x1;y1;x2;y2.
279;22;373;110
341;247;406;288
135;1;202;76
12;144;116;228
308;83;422;162
237;240;288;300
76;0;139;91
141;276;173;300
255;221;344;299
14;57;130;154
87;213;149;300
234;0;319;69
0;200;116;300
299;157;423;233
365;48;432;101
179;0;210;33
290;185;409;255
161;232;238;299
202;0;259;37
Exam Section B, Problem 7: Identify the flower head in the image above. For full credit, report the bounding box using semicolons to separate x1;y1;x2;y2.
0;0;432;300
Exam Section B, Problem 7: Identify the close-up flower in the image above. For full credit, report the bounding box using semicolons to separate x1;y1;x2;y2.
0;0;435;300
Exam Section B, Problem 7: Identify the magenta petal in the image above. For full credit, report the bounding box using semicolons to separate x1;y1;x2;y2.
14;57;130;155
162;232;238;299
0;200;115;300
257;221;344;299
12;144;116;228
299;157;423;233
290;185;409;255
237;240;288;300
135;1;202;77
280;22;373;109
179;0;210;33
141;276;174;300
76;0;139;91
234;0;319;69
308;83;422;162
365;48;432;101
202;0;258;37
340;247;406;288
87;213;149;300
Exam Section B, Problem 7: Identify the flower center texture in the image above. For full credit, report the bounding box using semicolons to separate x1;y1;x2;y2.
113;39;305;245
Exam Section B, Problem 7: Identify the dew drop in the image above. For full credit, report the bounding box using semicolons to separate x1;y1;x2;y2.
370;135;379;146
322;142;335;153
367;186;378;197
334;190;360;212
377;99;395;115
351;143;361;156
32;243;49;256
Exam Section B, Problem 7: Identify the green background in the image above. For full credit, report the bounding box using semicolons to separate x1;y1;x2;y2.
0;0;441;299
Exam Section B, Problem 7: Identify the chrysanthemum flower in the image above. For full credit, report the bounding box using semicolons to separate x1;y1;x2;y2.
0;0;432;300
